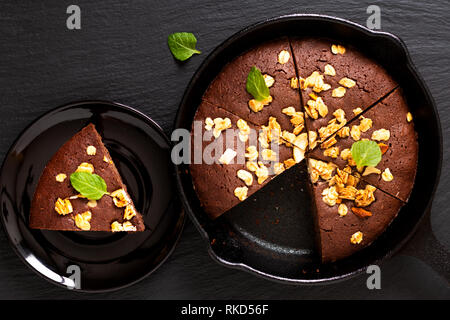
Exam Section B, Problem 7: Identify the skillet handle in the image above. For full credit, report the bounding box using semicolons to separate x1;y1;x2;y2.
399;209;449;281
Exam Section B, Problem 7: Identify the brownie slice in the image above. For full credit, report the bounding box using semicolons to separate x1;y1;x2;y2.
290;38;398;144
202;38;302;134
309;88;418;202
308;158;404;262
30;124;145;232
190;100;298;219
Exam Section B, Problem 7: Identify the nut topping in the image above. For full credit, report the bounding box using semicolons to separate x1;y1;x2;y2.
234;186;248;201
237;169;253;186
55;173;67;182
55;198;73;215
338;77;356;88
323;64;336;76
111;221;136;232
351;207;372;218
278;50;290;64
110;189;131;208
371;129;390;141
86;145;97;156
406;112;413;122
204;117;214;131
350;231;363;244
381;168;394;182
213;117;232;138
331;44;346;55
124;204;137;220
338;203;348;217
74;214;92;231
363;166;381;176
332;86;346;98
74;211;92;231
353;107;363;116
76;162;94;174
378;143;389;154
263;74;275;87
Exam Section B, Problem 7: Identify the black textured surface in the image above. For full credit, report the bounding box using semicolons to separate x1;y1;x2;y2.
0;0;448;299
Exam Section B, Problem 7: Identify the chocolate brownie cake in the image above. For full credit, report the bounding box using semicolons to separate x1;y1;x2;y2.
309;88;418;202
203;38;303;134
30;124;145;232
290;38;398;147
308;158;404;262
190;100;304;219
190;37;418;262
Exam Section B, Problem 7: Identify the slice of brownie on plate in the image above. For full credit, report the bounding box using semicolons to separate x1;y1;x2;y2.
308;88;418;202
190;100;300;219
202;38;303;135
307;158;404;262
290;38;398;145
29;124;145;232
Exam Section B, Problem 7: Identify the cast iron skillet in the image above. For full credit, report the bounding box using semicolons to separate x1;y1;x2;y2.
174;14;446;283
0;101;185;292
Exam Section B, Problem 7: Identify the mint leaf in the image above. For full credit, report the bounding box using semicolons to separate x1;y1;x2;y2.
246;66;270;101
70;171;108;200
350;140;382;169
167;32;201;61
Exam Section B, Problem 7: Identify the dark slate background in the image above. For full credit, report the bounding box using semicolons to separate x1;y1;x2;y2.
0;0;448;299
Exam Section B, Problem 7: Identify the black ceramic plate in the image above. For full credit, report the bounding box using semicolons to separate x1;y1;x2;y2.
175;15;442;283
0;100;185;292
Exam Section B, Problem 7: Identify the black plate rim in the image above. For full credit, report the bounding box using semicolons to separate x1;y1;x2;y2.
174;14;443;284
0;99;186;293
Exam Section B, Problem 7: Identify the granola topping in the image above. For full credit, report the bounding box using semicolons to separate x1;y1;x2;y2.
55;198;73;215
124;205;137;220
212;117;232;138
237;169;253;186
278;50;290;64
111;189;131;208
371;129;390;141
332;86;346;98
76;162;94;174
350;231;363;244
323;64;336;76
338;203;348;217
86;145;97;156
234;186;248;201
263;74;275;87
74;211;92;231
331;44;346;55
381;168;394;182
55;173;67;182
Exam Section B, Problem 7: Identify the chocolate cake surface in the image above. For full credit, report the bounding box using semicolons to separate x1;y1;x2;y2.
309;88;418;202
203;37;302;133
29;124;145;232
311;177;404;262
307;158;404;262
290;38;398;144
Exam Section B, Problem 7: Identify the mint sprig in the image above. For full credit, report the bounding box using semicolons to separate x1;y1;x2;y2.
350;140;382;169
246;66;270;101
167;32;201;61
70;171;108;200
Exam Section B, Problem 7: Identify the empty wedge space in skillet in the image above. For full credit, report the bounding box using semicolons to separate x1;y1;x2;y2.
307;157;405;263
190;100;304;219
29;124;145;232
308;87;418;202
